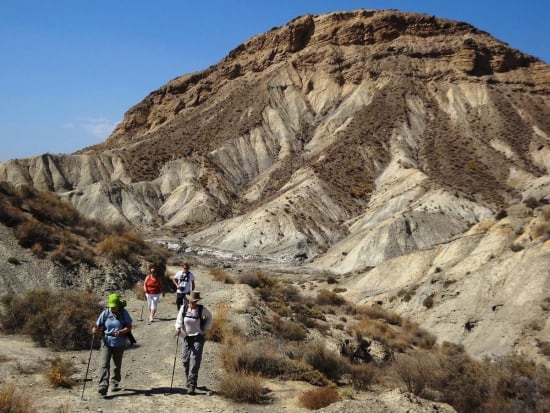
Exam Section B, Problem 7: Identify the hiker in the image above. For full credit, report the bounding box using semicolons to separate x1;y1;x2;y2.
172;262;196;311
174;291;213;395
92;293;133;396
144;265;165;324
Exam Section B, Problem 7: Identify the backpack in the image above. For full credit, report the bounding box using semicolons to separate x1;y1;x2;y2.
183;303;205;330
100;308;137;346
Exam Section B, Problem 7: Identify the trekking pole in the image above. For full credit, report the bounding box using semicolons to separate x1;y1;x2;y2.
81;333;95;400
139;302;144;321
169;334;180;394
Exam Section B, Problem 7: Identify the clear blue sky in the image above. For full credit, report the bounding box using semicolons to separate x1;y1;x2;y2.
1;1;548;161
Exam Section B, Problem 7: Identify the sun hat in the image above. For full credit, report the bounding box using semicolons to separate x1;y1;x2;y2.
187;291;201;302
108;293;121;308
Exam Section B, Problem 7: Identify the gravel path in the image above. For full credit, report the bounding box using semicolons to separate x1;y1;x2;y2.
0;264;313;413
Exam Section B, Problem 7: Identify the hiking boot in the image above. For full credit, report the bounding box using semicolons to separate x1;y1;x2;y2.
98;387;107;396
111;382;121;392
187;386;196;395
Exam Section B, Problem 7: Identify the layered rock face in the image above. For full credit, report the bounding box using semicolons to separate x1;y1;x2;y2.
1;9;549;361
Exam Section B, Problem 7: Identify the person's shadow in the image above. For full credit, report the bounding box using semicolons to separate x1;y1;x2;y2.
103;386;215;399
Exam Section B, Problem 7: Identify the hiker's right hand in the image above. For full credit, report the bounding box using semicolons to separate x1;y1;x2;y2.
175;328;181;336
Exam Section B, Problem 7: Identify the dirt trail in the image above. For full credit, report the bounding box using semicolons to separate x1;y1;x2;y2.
0;264;314;413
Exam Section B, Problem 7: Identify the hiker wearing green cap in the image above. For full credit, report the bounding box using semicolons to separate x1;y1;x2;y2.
92;293;133;396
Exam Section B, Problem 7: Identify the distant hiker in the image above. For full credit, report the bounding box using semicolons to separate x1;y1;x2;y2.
144;265;165;324
92;293;133;396
172;262;196;311
174;291;212;395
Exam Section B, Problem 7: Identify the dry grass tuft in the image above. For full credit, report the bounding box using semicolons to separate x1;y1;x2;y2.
208;302;232;342
298;386;340;410
218;371;268;404
302;340;349;381
210;267;234;284
45;357;76;388
0;382;35;413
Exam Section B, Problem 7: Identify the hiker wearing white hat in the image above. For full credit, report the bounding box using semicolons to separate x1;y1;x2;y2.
174;291;213;395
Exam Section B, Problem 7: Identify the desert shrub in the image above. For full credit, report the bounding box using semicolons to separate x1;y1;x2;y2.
423;350;550;412
315;289;345;306
210;267;234;284
220;336;330;386
96;230;152;261
402;320;437;349
25;191;80;226
218;371;267;403
133;282;146;301
237;269;276;289
0;290;102;350
7;257;20;265
221;337;290;376
208;302;232;343
495;209;508;220
524;197;539;209
298;386;340;410
353;318;410;352
45;357;76;388
392;350;441;395
263;314;307;341
397;287;414;302
480;354;550;413
432;350;492;412
357;305;402;326
0;382;35;413
0;201;26;227
283;359;332;386
423;294;435;309
14;220;54;249
50;242;68;264
95;235;131;259
350;363;378;390
510;243;524;252
302;340;349;381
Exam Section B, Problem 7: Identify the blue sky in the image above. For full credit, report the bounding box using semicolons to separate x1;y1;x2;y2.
1;1;548;161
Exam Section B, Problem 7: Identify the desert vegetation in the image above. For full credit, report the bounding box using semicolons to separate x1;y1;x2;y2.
0;182;161;267
0;289;103;350
211;267;550;412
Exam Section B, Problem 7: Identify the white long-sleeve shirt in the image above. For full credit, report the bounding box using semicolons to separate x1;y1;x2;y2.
175;303;213;336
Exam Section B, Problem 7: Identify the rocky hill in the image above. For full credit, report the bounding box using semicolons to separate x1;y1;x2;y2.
0;9;549;364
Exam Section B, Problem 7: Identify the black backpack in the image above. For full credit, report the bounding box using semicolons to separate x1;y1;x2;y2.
100;308;137;346
182;303;205;330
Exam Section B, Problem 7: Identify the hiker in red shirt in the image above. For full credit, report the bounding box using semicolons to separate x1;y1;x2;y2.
143;265;165;324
